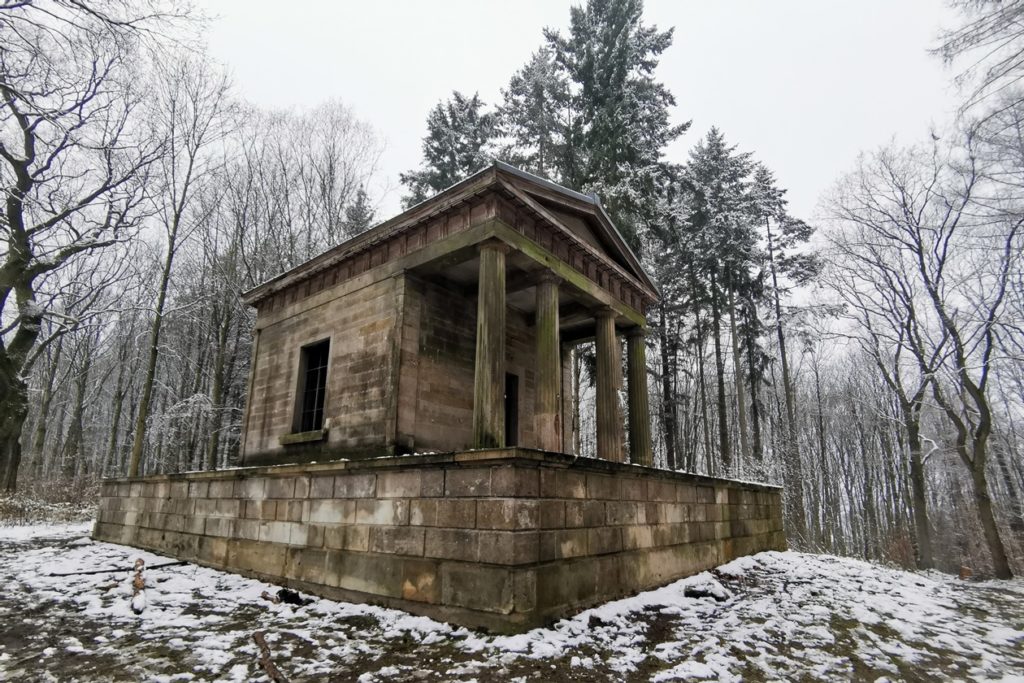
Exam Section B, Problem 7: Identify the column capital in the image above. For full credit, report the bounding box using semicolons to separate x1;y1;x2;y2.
478;239;510;255
536;269;563;286
625;326;648;339
593;305;617;320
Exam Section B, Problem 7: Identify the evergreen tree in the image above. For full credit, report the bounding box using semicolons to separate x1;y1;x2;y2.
544;0;688;247
682;128;757;474
342;185;376;236
400;91;495;207
496;46;571;180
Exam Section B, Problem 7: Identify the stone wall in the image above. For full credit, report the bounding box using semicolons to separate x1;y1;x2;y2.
401;276;541;453
94;450;785;632
243;276;402;464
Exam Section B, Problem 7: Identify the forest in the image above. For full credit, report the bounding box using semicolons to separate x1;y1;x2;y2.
1;0;1021;582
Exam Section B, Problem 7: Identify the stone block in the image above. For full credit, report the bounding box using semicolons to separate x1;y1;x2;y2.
216;499;241;518
236;518;260;541
409;499;435;526
644;503;662;524
622;525;654;550
477;531;539;565
513;569;537;613
208;479;234;499
228;537;286;576
344;525;370;552
539;469;586;499
586;473;619;500
377;470;422;498
327;552;404;598
284;547;328;584
435;499;476;528
308;499;355;525
605;501;640;526
475;499;539;530
266;477;296;499
491;466;539;497
648;480;675;502
309;475;335;498
620;478;646;501
676;484;696;503
445;468;491;497
370;526;426;556
355;499;409;525
565;500;605;528
401;559;439;603
196;536;229;566
294;475;311;499
535;560;597;611
441;564;513;614
336;473;377;498
587;527;622;555
425;528;480;561
185;515;206;536
696;486;715;504
259;520;299;545
276;500;306;523
235;478;266;501
421;470;445;497
539;500;565;529
539;529;588;561
245;500;278;521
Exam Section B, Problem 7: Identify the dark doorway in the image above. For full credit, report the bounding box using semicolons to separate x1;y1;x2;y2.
505;372;519;447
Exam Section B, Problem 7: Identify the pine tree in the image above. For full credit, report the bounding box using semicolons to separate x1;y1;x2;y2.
544;0;688;248
400;91;495;208
342;186;375;236
682;128;757;474
749;163;820;543
496;47;571;181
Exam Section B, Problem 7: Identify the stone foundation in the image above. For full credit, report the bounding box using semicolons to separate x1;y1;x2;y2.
93;449;785;632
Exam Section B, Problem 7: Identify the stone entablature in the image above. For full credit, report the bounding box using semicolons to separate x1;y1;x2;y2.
244;166;656;324
93;450;785;632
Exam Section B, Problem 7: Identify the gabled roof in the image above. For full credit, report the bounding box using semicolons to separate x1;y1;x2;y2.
241;161;659;305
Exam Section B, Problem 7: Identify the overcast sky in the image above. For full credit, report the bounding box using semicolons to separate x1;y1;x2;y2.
205;0;962;223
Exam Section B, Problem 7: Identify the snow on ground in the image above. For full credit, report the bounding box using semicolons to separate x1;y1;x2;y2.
1;523;1023;682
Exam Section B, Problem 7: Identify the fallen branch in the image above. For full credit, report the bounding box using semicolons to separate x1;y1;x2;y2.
48;560;188;577
253;631;290;683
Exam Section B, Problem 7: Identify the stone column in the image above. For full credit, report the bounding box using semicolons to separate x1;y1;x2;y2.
626;327;653;467
561;343;574;454
534;273;562;451
594;307;624;462
472;241;508;448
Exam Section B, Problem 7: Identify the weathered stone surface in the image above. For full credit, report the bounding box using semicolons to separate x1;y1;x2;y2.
93;451;785;633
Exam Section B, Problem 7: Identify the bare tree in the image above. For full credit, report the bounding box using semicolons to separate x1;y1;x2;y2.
826;137;1021;578
0;1;175;490
126;53;232;477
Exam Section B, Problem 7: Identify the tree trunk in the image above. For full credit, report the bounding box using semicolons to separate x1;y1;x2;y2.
767;215;806;542
128;234;177;477
658;300;677;470
904;411;934;570
708;269;731;473
727;284;749;472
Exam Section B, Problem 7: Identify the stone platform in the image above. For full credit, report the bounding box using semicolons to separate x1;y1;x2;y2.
93;449;785;632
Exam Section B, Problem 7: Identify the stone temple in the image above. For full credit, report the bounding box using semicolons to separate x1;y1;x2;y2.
93;162;785;631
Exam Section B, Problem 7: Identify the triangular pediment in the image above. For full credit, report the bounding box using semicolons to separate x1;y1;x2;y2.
493;163;657;297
